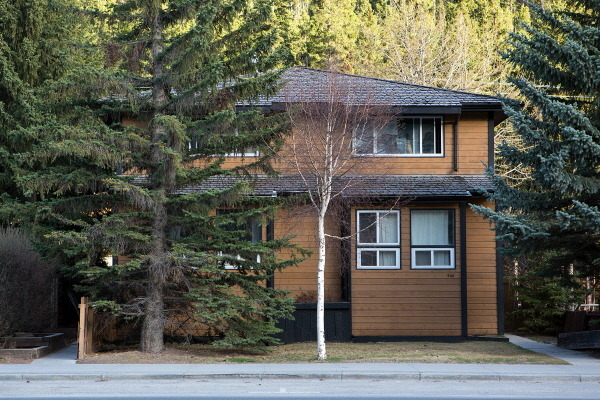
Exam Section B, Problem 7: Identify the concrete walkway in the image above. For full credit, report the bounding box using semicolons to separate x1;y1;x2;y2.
1;336;597;383
506;334;600;366
30;342;77;365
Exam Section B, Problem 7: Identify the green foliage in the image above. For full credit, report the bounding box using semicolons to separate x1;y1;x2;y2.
474;1;600;283
0;228;56;335
3;0;307;352
508;274;578;334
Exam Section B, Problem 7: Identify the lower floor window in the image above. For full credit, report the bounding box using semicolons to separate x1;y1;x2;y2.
358;248;400;269
412;248;454;269
411;209;455;269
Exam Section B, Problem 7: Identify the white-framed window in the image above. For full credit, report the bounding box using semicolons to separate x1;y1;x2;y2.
356;210;400;269
217;210;262;270
354;116;444;156
188;128;260;157
410;209;455;269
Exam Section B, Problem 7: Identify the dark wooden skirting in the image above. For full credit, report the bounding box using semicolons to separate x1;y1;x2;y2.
353;335;509;343
275;302;351;344
558;330;600;350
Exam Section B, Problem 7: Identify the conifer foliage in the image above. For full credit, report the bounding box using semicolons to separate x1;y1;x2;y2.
474;1;599;284
10;0;302;353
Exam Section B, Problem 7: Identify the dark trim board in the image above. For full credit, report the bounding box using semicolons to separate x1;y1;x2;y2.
460;201;468;336
495;204;505;335
353;336;508;343
488;111;495;171
266;219;275;289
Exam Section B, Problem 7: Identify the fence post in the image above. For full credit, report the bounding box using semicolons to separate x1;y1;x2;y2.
77;297;89;359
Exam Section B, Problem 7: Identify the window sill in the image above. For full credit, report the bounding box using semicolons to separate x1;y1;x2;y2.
351;153;445;158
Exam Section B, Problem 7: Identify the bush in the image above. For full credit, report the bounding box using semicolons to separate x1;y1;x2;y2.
0;228;56;335
507;275;580;335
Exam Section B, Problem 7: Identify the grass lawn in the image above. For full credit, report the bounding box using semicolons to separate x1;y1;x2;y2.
79;341;566;364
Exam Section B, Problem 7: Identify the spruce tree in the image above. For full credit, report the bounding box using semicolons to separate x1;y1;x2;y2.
474;1;599;285
13;0;303;353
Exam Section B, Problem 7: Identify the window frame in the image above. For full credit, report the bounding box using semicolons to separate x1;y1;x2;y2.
216;210;263;270
352;115;445;158
410;208;456;270
356;210;401;270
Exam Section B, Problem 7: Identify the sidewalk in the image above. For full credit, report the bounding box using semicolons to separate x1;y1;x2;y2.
1;336;598;383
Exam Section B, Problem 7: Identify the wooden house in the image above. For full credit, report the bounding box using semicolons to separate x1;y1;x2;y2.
188;67;507;341
121;67;506;342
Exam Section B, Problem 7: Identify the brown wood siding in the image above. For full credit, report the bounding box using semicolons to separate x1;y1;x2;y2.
212;112;490;176
273;208;342;301
466;199;498;335
351;203;462;337
457;112;491;174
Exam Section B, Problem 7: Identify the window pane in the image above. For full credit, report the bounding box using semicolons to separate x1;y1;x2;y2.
379;251;397;267
358;213;377;243
376;123;400;154
422;118;435;154
411;210;453;246
435;118;442;154
398;119;415;154
251;218;261;243
354;122;374;154
415;251;431;266
360;251;377;267
413;121;420;154
379;213;399;243
434;250;451;266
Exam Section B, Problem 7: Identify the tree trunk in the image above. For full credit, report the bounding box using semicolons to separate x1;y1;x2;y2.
140;7;169;354
316;208;327;360
140;259;165;353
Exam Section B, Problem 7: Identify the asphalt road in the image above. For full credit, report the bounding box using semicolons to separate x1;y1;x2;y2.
1;379;598;400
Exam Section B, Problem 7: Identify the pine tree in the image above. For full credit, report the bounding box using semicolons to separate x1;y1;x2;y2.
14;0;304;353
474;1;599;285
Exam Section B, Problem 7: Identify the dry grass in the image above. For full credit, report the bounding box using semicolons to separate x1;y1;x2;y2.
80;341;566;364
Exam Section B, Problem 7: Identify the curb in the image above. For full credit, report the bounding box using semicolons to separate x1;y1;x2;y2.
1;372;599;383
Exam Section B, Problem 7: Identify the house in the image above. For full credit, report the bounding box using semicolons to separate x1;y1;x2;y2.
186;67;507;341
120;67;506;342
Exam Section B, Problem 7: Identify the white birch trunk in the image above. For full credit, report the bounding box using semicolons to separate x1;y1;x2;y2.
316;208;327;360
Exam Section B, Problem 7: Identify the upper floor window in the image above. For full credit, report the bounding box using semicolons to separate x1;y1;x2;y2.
354;117;444;156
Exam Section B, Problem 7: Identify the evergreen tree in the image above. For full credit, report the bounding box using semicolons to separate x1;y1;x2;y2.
474;1;599;286
14;0;304;353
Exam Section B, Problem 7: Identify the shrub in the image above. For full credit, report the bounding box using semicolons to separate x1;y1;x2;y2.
0;228;56;335
507;275;581;335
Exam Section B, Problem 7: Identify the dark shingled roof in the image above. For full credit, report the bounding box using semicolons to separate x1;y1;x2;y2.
173;174;494;198
246;67;503;108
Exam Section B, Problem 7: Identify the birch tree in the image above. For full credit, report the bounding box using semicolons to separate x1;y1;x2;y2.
279;72;393;360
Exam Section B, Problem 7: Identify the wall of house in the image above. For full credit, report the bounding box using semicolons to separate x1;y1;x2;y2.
350;200;498;337
350;203;462;337
216;112;490;176
466;199;498;335
273;207;343;302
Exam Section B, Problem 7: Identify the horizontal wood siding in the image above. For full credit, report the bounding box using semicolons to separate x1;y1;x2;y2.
273;208;342;301
214;112;490;176
457;112;491;174
466;199;498;335
351;203;462;337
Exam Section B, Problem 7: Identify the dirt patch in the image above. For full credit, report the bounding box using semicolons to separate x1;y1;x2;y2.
0;357;32;364
79;341;566;364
